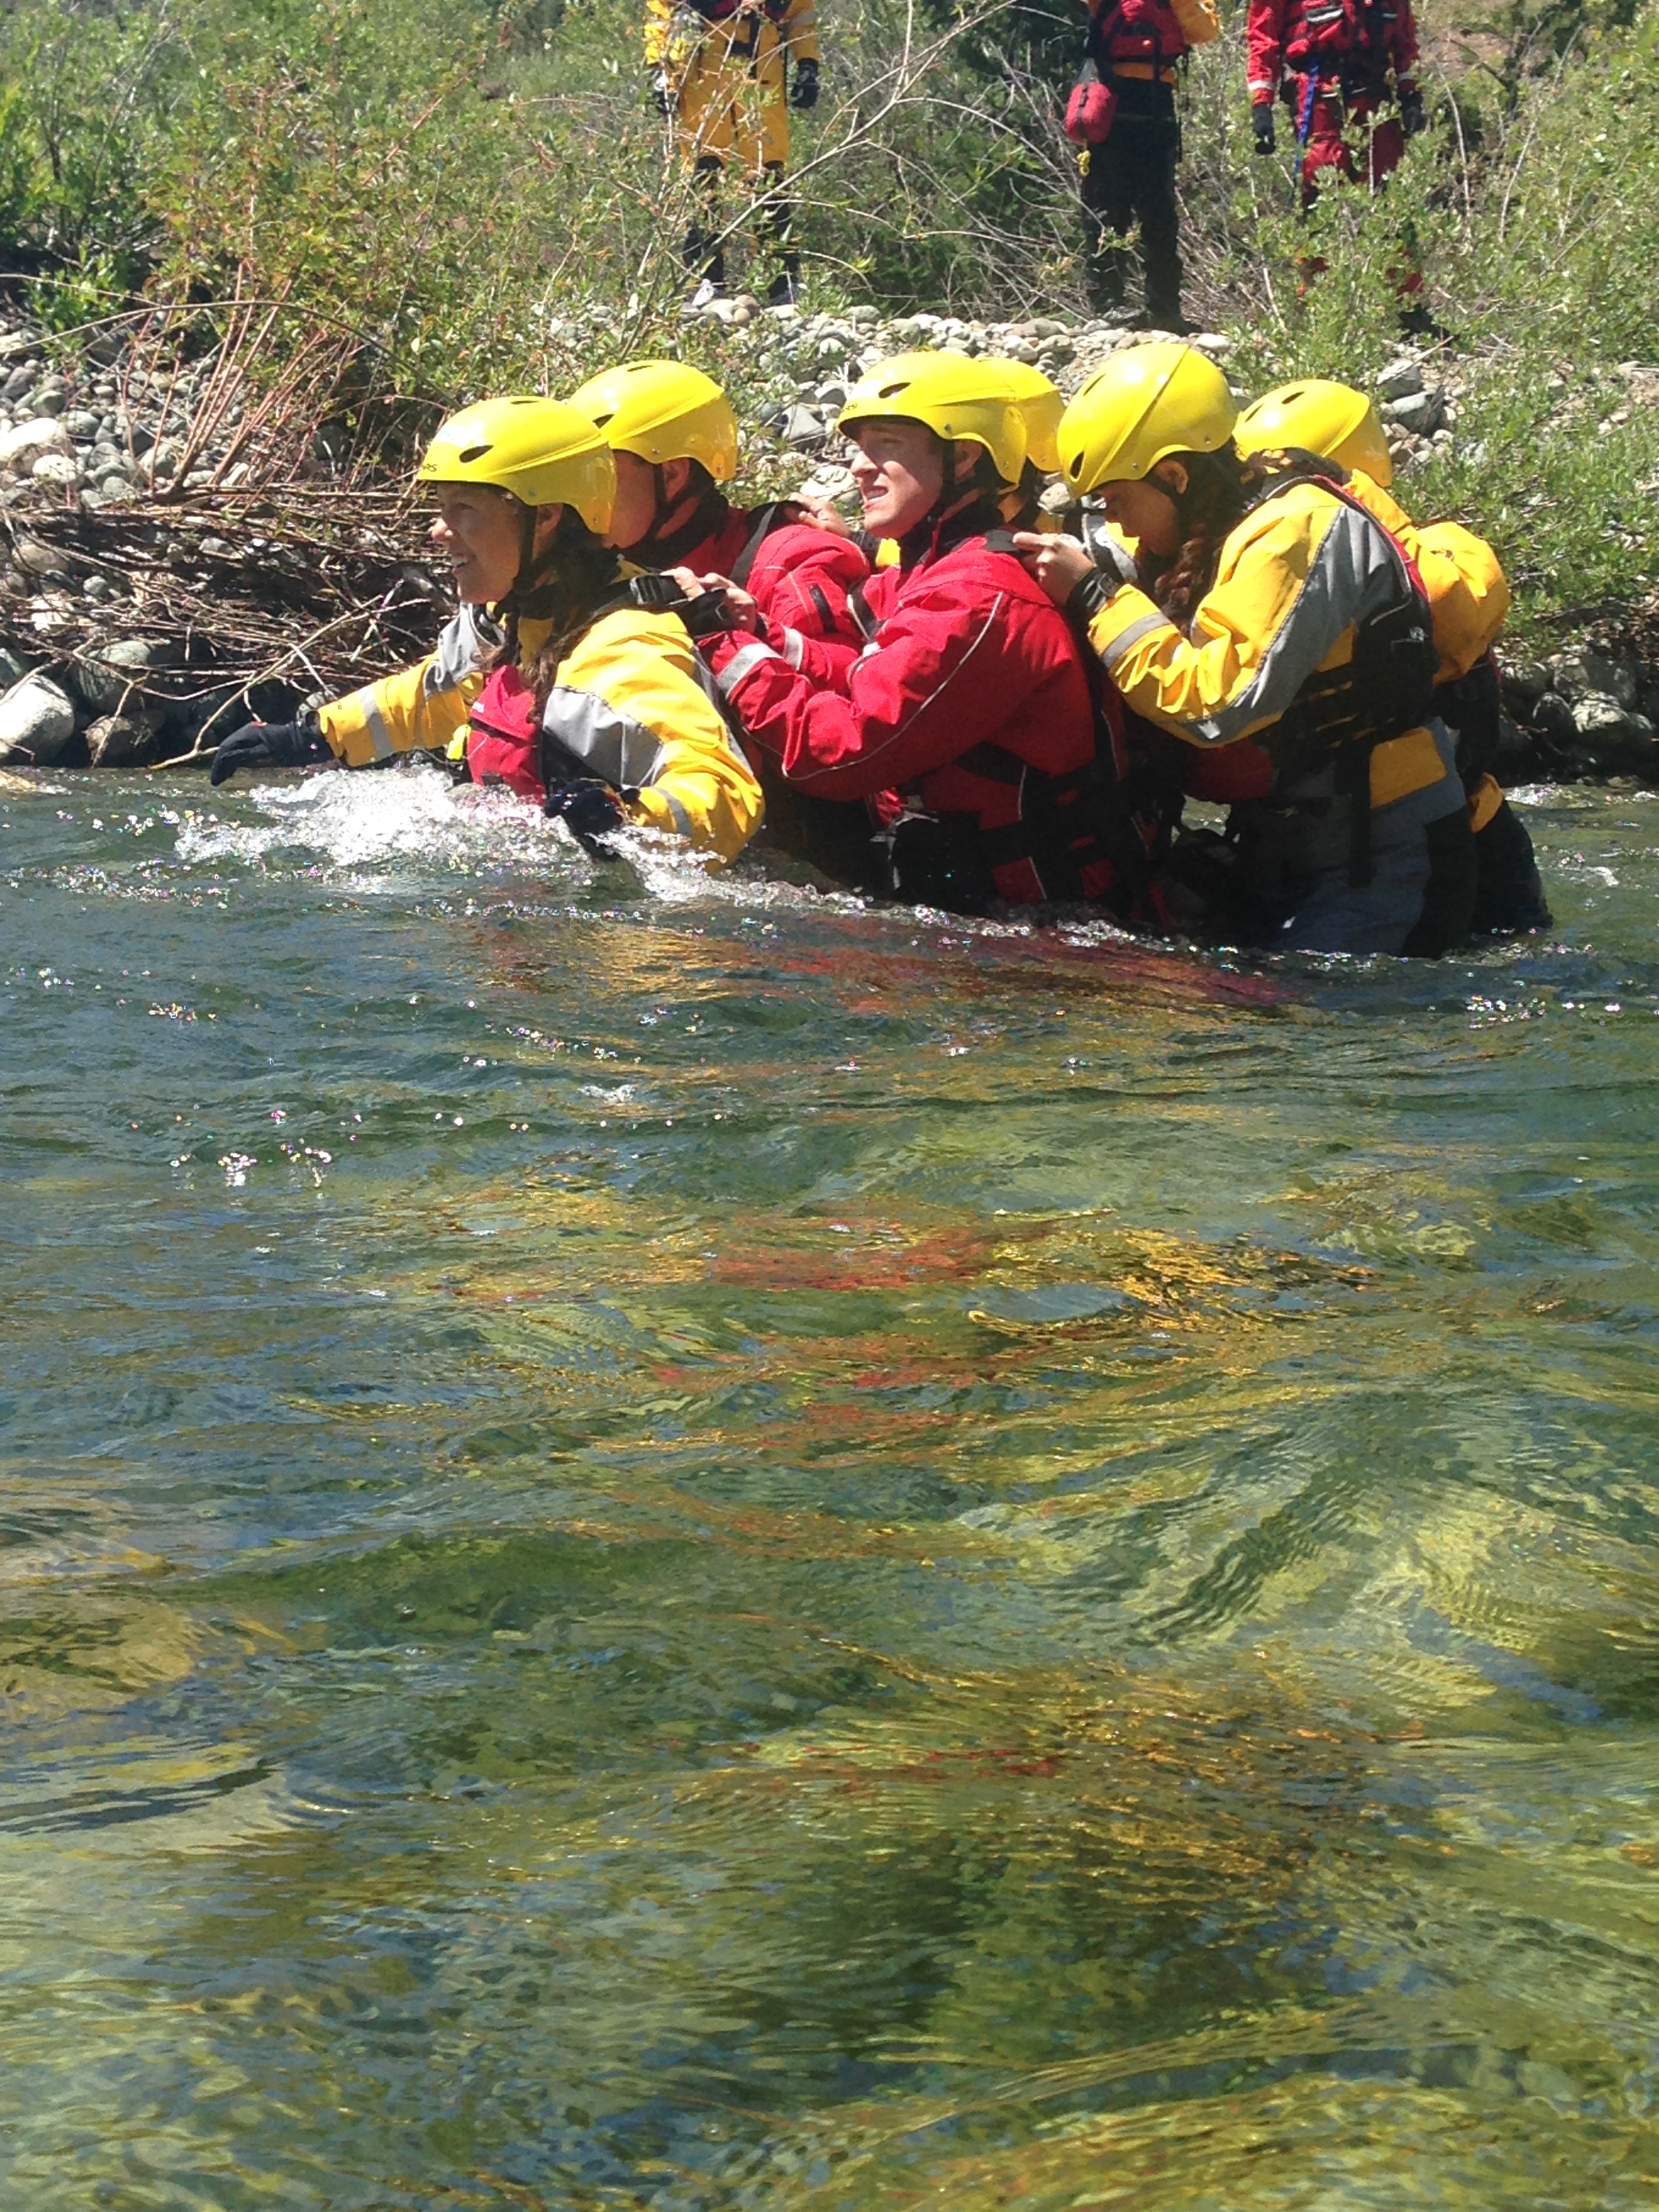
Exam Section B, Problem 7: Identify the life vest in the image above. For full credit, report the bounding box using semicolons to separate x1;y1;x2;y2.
1235;457;1439;883
1283;0;1407;84
466;662;543;800
1087;0;1191;78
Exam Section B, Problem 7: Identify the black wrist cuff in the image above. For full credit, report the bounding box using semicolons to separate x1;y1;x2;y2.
1065;568;1113;627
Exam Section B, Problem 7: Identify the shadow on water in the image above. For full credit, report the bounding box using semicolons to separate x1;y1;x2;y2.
4;766;1659;2206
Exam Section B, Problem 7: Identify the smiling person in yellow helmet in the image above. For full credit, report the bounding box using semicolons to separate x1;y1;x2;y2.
1015;341;1477;956
210;396;761;863
689;350;1119;913
811;356;1069;565
1236;377;1547;935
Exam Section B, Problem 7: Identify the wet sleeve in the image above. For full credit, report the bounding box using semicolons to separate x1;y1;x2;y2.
556;611;763;863
1246;0;1286;97
707;578;1033;802
314;609;485;769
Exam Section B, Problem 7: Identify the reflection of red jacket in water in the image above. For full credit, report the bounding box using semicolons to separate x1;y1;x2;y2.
1247;0;1418;197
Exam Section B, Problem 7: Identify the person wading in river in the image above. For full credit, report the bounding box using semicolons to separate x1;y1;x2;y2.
563;357;878;882
1016;341;1475;955
1235;376;1549;936
209;397;762;864
677;350;1132;915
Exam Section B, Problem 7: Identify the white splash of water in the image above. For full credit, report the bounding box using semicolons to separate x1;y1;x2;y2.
175;760;586;882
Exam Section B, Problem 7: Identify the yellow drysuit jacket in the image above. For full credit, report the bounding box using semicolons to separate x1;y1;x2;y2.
315;599;763;863
1082;474;1448;809
647;0;819;169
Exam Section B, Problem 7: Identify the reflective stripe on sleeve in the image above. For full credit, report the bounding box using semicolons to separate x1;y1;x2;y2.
1094;607;1170;671
781;628;805;670
717;640;782;695
361;695;396;762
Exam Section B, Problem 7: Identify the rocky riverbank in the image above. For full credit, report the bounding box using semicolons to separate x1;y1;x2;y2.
0;293;1654;779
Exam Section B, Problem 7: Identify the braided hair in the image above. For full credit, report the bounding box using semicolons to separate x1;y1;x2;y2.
1149;441;1273;632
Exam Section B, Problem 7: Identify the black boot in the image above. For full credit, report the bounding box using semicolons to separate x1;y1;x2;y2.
1086;241;1134;321
764;255;800;307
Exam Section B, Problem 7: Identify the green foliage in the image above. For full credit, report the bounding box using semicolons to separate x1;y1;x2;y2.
0;0;1654;632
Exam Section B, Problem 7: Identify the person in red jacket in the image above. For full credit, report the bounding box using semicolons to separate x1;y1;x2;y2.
1072;0;1219;330
682;351;1124;916
1247;0;1425;210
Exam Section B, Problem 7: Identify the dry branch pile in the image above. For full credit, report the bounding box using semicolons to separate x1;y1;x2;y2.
0;293;450;769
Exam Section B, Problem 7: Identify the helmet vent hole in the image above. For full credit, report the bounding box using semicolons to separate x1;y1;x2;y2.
458;443;492;464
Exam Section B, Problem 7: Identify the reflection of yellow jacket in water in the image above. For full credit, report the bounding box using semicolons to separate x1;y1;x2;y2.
1082;474;1448;808
647;0;819;169
314;600;763;863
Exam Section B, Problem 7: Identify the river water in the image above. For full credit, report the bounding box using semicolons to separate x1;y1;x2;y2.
4;763;1659;2209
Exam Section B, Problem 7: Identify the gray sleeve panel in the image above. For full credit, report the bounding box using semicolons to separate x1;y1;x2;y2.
1096;608;1170;671
361;695;396;762
1147;499;1408;749
687;654;764;767
716;639;782;696
425;603;497;697
540;685;668;790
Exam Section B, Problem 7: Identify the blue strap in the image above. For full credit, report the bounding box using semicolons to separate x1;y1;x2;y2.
1296;70;1319;143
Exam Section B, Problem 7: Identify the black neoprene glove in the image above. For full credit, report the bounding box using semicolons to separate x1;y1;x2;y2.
1251;100;1277;155
544;779;626;852
791;57;819;110
210;714;331;785
1398;83;1426;136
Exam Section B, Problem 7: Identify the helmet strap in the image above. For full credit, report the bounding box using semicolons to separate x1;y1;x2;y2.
635;468;728;568
900;434;1002;563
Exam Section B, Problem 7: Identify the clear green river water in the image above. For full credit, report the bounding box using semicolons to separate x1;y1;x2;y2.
5;764;1659;2210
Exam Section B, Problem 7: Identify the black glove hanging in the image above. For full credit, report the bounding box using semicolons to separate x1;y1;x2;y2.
1251;100;1277;155
210;714;332;785
1399;85;1426;136
791;58;819;110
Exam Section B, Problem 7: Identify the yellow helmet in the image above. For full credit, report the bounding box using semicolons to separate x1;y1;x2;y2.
565;359;738;483
1235;377;1394;489
987;359;1065;474
838;350;1026;487
417;396;615;533
1057;342;1237;495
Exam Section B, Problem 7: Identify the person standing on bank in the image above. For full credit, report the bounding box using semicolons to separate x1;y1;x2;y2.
1067;0;1218;331
647;0;820;306
1247;0;1423;210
